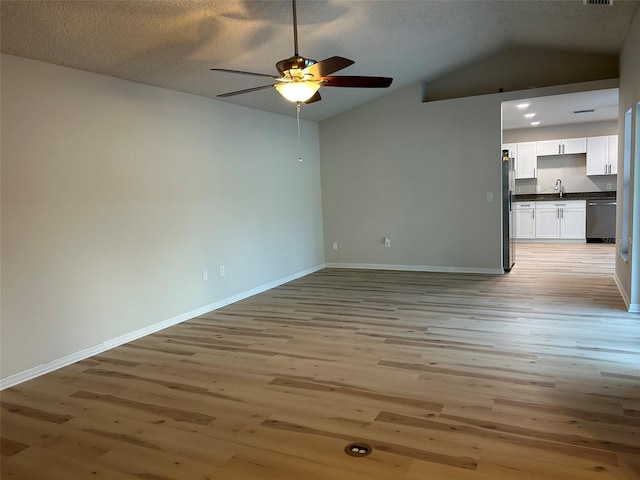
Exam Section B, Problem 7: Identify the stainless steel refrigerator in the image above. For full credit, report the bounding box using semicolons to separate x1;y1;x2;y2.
502;149;515;272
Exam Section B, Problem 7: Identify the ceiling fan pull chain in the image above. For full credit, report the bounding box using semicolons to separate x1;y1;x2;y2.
296;102;303;163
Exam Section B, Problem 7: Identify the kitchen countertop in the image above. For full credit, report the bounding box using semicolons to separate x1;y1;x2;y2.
514;191;616;202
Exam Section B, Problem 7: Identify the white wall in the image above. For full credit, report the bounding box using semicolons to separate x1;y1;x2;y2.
615;7;640;310
0;54;325;381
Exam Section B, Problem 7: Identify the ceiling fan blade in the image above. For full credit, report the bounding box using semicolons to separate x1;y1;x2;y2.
305;56;355;78
211;68;278;79
217;85;275;98
322;76;393;88
304;91;322;104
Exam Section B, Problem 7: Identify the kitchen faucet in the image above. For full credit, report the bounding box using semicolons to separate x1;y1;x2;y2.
554;178;563;198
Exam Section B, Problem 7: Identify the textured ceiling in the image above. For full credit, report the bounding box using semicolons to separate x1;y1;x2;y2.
1;0;638;121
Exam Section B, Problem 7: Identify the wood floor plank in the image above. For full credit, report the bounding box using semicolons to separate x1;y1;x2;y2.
0;446;137;480
1;244;639;478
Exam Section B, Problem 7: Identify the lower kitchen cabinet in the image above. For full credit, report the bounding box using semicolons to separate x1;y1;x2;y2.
514;202;536;239
534;201;586;240
535;206;560;238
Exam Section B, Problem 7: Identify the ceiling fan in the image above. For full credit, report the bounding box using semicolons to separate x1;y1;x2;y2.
211;0;393;105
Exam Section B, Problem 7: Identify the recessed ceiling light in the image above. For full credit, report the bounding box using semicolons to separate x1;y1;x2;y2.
517;103;530;109
524;113;536;118
531;121;541;126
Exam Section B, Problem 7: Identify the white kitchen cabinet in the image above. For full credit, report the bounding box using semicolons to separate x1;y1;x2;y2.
515;142;537;179
536;140;561;157
536;137;587;156
561;204;587;239
562;138;588;155
587;135;618;175
502;143;517;159
535;200;586;240
514;202;536;239
535;204;561;239
609;135;618;174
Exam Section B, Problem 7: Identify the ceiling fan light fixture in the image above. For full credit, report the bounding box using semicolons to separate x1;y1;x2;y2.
275;81;321;103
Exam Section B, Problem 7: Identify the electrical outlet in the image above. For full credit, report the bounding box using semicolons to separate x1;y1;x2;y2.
607;183;612;190
219;265;225;277
202;269;209;281
332;242;338;250
486;192;493;202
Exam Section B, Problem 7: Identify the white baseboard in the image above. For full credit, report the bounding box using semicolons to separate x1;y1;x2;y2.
324;262;503;275
0;264;325;390
613;272;640;312
515;239;586;244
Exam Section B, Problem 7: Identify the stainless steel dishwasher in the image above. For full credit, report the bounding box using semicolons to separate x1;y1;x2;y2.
586;199;616;243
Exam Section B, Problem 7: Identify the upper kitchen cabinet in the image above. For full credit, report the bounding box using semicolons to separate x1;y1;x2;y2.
502;143;517;159
586;135;618;176
536;137;587;156
515;142;537;179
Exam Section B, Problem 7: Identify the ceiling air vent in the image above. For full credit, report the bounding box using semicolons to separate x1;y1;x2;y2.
583;0;613;5
573;109;596;114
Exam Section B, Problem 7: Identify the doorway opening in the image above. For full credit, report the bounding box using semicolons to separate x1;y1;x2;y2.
501;88;619;272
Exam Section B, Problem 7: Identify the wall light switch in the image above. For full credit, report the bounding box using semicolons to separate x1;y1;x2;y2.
219;265;225;277
384;237;391;248
332;242;338;250
486;192;493;202
202;269;209;281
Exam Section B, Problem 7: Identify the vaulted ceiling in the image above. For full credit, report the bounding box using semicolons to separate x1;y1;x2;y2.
1;0;638;121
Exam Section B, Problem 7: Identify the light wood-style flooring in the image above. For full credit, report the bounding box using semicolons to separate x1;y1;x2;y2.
2;244;640;479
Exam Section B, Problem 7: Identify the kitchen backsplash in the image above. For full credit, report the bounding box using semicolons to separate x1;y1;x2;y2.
515;153;616;195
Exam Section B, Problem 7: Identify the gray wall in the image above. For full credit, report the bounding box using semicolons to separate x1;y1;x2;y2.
0;54;325;381
616;7;640;310
320;77;618;273
320;45;622;273
424;46;619;102
505;121;618;195
320;84;503;272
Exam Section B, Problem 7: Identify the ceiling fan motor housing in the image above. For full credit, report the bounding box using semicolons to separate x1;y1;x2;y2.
276;55;317;78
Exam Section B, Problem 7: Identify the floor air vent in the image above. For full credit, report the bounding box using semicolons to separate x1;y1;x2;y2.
345;443;373;457
583;0;613;5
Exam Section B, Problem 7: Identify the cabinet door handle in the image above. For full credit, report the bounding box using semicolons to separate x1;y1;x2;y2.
558;144;561;154
561;208;563;219
556;208;559;219
532;210;535;219
533;167;536;177
605;164;607;174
